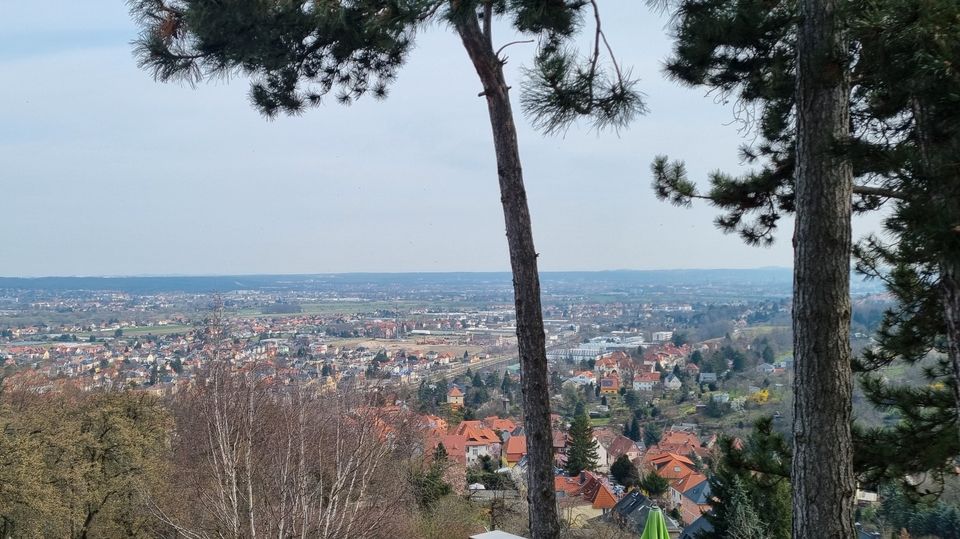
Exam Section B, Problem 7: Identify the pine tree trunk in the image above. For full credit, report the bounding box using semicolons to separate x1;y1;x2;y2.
792;0;856;536
944;259;960;448
455;13;560;539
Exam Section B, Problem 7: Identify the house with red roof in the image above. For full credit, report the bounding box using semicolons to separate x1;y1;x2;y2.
599;375;620;395
421;415;448;437
452;420;502;465
595;351;630;375
605;434;643;463
678;477;712;525
447;386;464;408
482;416;517;434
430;434;468;465
644;452;708;512
504;435;526;466
555;471;621;520
647;426;711;460
633;370;662;392
554;475;581;497
579;473;619;513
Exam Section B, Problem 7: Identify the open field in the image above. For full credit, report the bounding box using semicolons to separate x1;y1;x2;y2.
68;324;194;339
234;302;417;317
737;325;790;338
234;300;512;318
326;337;490;357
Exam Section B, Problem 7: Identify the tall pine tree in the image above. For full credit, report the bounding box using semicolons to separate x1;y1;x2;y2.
849;0;960;484
649;0;960;532
565;411;599;476
128;3;643;537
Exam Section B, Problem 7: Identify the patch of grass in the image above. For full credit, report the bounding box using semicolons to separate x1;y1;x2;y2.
740;325;790;338
75;324;193;339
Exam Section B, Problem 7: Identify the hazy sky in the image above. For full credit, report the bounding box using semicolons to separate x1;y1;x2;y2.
1;1;882;277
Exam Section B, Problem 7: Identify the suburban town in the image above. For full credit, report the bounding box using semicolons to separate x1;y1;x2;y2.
5;0;959;537
0;272;901;537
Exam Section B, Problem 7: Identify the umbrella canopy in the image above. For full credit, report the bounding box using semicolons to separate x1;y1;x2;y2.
640;507;671;539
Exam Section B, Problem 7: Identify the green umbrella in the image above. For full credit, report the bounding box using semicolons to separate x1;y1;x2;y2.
640;507;671;539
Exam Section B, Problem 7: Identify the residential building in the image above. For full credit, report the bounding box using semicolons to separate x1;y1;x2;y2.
633;370;661;392
447;386;464;408
652;331;674;342
504;435;526;467
599;375;620;395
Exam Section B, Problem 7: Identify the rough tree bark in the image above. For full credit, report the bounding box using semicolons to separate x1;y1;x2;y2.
944;260;960;448
792;0;856;536
455;11;560;539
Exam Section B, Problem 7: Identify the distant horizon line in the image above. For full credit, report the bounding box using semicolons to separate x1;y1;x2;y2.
0;267;795;279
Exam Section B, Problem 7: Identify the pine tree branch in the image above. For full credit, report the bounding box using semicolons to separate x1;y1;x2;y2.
853;185;904;199
587;1;602;104
495;40;535;59
589;0;624;83
418;1;444;22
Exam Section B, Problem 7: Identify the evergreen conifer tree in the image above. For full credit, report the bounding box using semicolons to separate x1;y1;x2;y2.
629;417;642;442
848;0;960;484
565;411;599;476
704;417;791;539
128;3;644;537
649;0;960;532
610;454;634;486
410;444;452;510
638;470;669;500
433;442;449;463
723;477;768;539
644;422;662;447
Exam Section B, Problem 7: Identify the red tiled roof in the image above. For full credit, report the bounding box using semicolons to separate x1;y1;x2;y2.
648;429;712;459
636;371;661;383
452;421;501;446
504;435;527;463
483;416;517;433
606;435;641;460
576;471;621;509
428;434;468;464
645;451;695;468
592;483;618;510
679;493;710;525
645;452;707;495
555;476;581;496
552;430;567;449
674;472;707;493
600;376;620;390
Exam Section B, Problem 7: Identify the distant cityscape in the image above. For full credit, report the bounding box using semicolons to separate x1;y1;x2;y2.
0;269;864;393
0;269;897;537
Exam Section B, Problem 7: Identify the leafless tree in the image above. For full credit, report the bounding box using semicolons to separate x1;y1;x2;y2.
153;307;420;538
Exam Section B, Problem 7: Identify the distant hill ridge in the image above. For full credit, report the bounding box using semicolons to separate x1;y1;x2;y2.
0;268;879;294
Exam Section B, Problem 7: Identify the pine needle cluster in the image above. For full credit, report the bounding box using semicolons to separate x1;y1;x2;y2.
129;0;644;130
